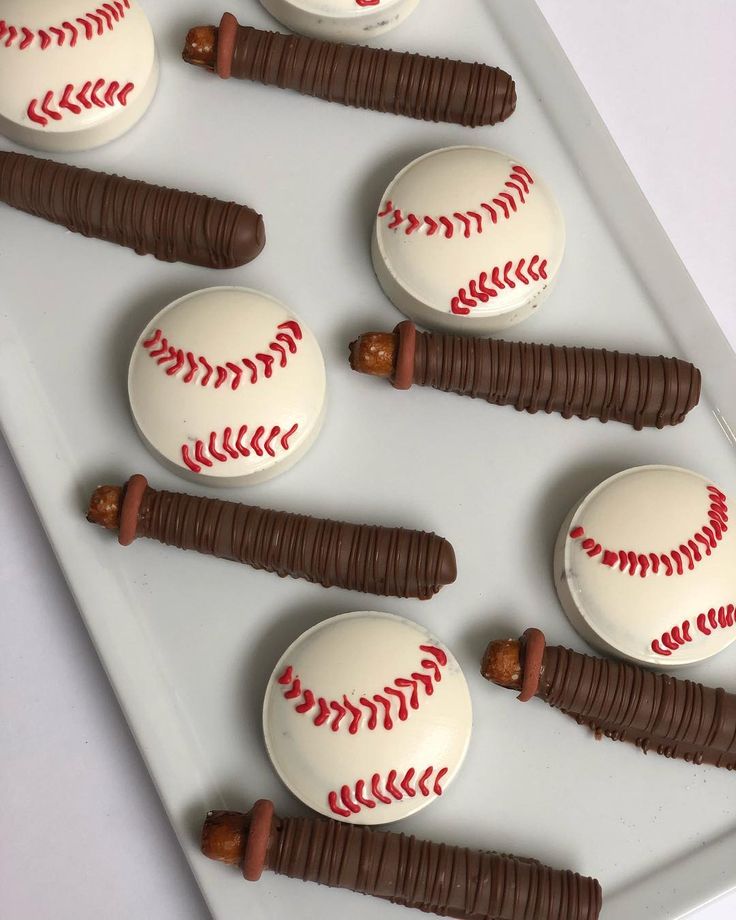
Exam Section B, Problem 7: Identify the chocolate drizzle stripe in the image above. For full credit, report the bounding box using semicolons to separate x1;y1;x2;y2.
0;151;264;268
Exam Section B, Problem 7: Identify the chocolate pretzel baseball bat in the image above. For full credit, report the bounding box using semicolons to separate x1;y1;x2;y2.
202;801;603;920
182;13;516;127
350;321;701;430
482;628;736;769
86;474;455;600
0;151;264;269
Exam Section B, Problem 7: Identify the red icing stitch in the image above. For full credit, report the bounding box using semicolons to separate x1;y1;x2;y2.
141;321;302;388
651;603;735;657
314;698;330;727
26;79;134;127
0;3;129;50
329;765;447;817
571;485;728;578
278;664;295;684
295;689;315;714
180;423;297;473
379;164;534;239
284;678;302;700
418;766;433;795
277;643;447;733
330;701;346;732
451;255;548;315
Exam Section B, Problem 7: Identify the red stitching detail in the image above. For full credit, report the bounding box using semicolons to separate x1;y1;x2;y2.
652;603;735;657
281;424;298;450
284;678;302;700
270;342;287;367
379;164;533;238
295;689;315;713
26;79;134;127
451;256;546;315
181;423;297;474
571;485;729;578
384;686;408;721
330;701;346;732
400;768;416;796
251;426;265;456
418;766;433;795
343;696;362;735
374;694;393;730
221;428;238;459
0;9;124;50
256;353;274;378
328;792;350;818
278;643;447;733
340;785;360;814
355;780;374;808
314;698;330;726
141;321;302;388
329;765;446;817
371;773;391;804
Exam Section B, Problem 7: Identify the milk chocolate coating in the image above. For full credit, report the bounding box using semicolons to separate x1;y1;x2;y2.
0;151;265;269
201;804;603;920
485;630;736;769
88;475;456;600
352;322;701;430
191;14;516;127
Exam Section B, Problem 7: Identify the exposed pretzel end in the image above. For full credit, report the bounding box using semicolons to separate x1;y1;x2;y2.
182;25;217;69
349;333;397;377
481;638;522;690
201;810;247;866
86;485;122;530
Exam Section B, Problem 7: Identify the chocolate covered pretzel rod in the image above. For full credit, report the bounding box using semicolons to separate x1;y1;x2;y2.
0;151;264;269
86;474;455;600
482;628;736;769
350;321;701;429
183;14;516;127
202;801;603;920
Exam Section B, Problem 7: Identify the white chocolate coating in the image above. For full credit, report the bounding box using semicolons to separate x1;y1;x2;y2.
373;147;565;333
0;0;157;153
263;611;472;825
555;465;736;667
259;0;420;42
128;287;327;487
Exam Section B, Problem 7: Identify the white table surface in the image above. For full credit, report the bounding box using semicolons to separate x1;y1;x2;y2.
2;2;735;918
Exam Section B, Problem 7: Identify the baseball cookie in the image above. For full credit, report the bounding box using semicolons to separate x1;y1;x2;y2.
373;147;565;333
263;612;472;824
128;287;326;486
555;465;736;667
259;0;421;42
0;0;158;153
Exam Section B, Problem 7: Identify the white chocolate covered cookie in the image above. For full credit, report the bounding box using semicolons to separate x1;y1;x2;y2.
373;147;565;333
259;0;420;42
0;0;158;152
128;287;327;487
263;611;472;824
555;465;736;667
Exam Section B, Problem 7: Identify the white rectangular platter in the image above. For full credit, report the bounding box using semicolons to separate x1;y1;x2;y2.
2;1;736;918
